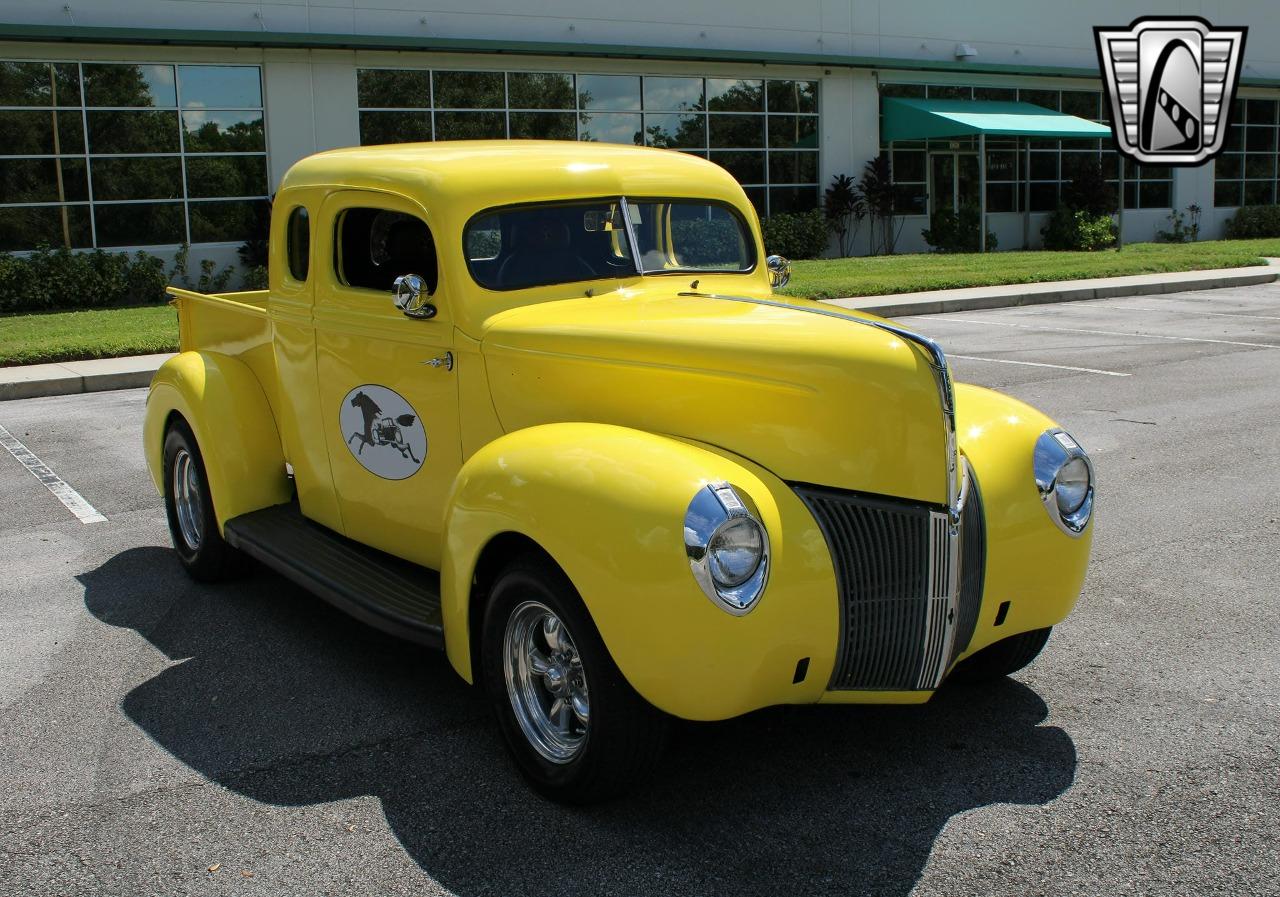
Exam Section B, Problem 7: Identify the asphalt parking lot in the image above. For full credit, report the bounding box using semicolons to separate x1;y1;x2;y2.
2;285;1278;896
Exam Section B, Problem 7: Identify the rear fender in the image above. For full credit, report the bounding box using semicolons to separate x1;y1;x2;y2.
144;351;292;531
440;422;838;721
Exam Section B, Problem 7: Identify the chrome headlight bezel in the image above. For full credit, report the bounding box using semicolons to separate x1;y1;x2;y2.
684;482;770;615
1033;428;1095;536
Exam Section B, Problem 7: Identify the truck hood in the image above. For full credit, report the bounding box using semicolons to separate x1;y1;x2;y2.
480;288;956;505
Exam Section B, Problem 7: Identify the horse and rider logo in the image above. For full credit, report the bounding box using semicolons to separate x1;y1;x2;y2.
339;384;428;480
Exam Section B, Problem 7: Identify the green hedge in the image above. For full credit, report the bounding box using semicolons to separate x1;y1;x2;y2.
0;247;168;314
1225;205;1280;239
1040;207;1117;252
762;209;829;260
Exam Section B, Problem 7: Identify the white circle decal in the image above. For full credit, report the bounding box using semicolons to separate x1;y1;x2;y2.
339;384;428;480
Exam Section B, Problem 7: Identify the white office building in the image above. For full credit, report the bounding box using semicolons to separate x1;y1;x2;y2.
1;1;1277;265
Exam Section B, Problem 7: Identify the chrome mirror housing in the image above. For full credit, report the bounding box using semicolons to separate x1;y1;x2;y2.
766;254;791;289
392;273;436;319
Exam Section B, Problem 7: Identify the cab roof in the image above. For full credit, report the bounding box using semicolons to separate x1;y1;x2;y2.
279;140;750;218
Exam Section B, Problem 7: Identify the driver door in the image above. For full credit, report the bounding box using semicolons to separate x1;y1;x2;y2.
313;189;460;570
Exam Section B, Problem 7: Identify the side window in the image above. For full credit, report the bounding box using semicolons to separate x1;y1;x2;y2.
335;207;438;294
286;206;310;282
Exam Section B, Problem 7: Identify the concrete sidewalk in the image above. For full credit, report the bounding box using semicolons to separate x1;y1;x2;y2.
2;260;1278;401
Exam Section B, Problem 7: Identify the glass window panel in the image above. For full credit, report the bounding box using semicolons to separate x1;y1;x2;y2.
1029;151;1058;180
508;72;575;110
893;183;927;215
708;114;764;148
1224;125;1244;151
358;69;430;108
1062;152;1104;181
1245;99;1277;125
182;110;265;152
1122;182;1137;209
1061;138;1102;150
1214;179;1243;208
986;150;1018;181
576;74;641;111
893;149;926;183
0;110;84;156
768;150;817;184
185;155;268;198
434;110;505;140
768;80;818;113
709;150;764;184
178;65;262;109
925;84;969;101
578;112;642;145
1135;163;1172;181
0;61;77;106
768;185;818;214
84;63;176;107
880;83;925;99
359;110;432;145
93;200;183;246
1244;153;1274;178
767;115;817;149
1215;153;1242;179
90;156;183;201
1061;91;1100;120
707;79;763;113
644;112;705;149
1244;180;1275;205
508;111;576;140
1021;89;1059;111
1245;126;1276;152
0;204;92;251
88;109;180;154
1139;181;1170;208
973;86;1016;102
287;206;310;281
643;76;704;112
986;182;1016;213
0;157;88;204
189;198;267;243
1099;152;1119;179
742;186;766;217
1030;182;1058;211
432;71;503;109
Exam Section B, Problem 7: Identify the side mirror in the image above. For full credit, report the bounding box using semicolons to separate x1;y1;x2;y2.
392;273;436;319
766;254;791;289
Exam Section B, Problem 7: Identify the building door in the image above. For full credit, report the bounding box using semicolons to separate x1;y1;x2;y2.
929;152;980;214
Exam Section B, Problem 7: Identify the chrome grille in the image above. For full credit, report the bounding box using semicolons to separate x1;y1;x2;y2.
796;476;987;691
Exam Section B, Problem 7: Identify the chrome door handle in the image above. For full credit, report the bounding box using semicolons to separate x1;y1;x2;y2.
421;351;454;371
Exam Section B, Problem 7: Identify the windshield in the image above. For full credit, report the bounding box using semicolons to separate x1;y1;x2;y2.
463;198;754;291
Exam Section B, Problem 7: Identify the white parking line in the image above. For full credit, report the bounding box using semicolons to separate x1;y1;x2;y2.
0;422;107;524
947;354;1131;377
923;316;1280;350
1103;304;1280;322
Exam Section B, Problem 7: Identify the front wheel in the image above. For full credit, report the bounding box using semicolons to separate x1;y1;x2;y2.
162;419;245;582
950;627;1053;683
480;554;667;804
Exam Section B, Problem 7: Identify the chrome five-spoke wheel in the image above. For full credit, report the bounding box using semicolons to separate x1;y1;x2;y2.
171;446;205;551
503;600;590;764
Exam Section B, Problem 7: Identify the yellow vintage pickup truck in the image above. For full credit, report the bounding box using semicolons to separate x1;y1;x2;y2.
144;140;1094;803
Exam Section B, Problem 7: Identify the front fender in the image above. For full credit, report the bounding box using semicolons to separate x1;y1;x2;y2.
143;351;292;532
441;423;838;721
954;383;1093;660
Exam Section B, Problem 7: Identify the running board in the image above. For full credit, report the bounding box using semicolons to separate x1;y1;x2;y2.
223;503;443;648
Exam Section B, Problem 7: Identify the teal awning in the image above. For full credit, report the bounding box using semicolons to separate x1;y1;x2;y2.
881;98;1114;142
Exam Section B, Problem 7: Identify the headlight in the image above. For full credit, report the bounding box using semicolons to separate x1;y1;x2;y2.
684;482;770;614
1033;428;1095;536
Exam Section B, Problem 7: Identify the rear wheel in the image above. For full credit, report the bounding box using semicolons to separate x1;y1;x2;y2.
480;553;667;804
162;419;245;582
951;627;1052;683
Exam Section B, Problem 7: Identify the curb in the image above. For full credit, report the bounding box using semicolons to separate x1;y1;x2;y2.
823;262;1279;318
0;354;174;402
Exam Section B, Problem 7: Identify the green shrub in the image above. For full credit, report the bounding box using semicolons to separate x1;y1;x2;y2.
762;209;829;260
0;246;183;313
671;218;746;267
1224;205;1280;239
921;206;998;253
241;265;269;291
1040;206;1117;251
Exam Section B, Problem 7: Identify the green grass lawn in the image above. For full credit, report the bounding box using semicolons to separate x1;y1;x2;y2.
780;239;1280;301
0;303;178;367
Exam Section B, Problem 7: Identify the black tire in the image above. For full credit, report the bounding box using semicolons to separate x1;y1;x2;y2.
950;627;1053;683
480;553;668;804
162;418;246;582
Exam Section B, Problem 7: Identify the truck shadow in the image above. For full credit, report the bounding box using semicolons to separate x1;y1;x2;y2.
82;547;1077;897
